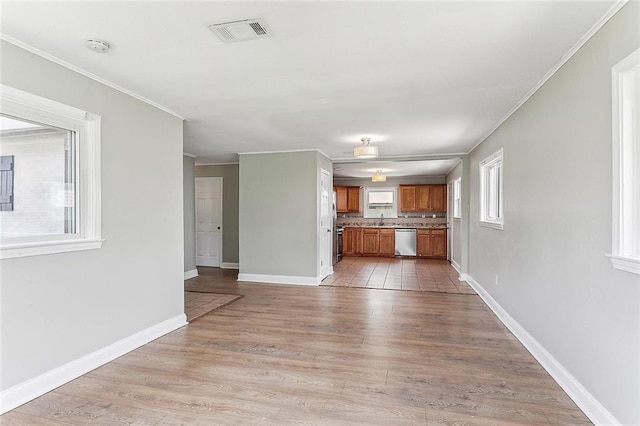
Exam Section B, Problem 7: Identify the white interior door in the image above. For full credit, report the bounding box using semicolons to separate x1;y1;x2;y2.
196;177;222;267
320;169;332;279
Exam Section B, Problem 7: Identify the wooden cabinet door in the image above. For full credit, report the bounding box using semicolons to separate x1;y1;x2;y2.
429;185;446;212
378;229;395;256
335;186;348;213
343;228;355;255
400;186;416;211
362;228;379;255
430;229;447;258
417;230;430;258
347;186;360;212
355;228;363;254
416;186;430;211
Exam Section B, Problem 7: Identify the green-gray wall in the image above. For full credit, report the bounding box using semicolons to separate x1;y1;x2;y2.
0;41;185;392
196;164;239;265
467;4;639;424
238;151;331;281
183;156;196;272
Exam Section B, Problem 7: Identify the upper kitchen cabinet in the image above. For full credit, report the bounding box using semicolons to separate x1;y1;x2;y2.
399;185;447;212
334;185;361;213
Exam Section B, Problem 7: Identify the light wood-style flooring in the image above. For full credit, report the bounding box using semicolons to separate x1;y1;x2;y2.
2;262;590;425
184;292;241;322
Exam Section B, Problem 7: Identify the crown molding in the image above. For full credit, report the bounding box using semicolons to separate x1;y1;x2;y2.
0;34;187;121
466;0;629;155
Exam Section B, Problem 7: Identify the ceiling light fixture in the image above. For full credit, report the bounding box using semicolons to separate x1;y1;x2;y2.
371;170;387;182
85;39;110;53
354;137;378;159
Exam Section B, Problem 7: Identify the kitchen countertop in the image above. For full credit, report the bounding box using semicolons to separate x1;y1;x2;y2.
341;224;448;229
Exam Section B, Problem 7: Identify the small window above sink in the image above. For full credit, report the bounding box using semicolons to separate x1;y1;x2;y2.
364;187;398;219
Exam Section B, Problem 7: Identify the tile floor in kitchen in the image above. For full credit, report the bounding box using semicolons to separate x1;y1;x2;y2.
322;257;475;294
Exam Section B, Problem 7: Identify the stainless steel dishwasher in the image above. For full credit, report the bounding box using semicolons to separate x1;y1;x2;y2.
394;228;417;256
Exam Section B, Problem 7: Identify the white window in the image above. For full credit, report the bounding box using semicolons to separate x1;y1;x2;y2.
364;187;397;219
609;48;640;275
0;85;102;259
453;177;461;219
479;148;503;230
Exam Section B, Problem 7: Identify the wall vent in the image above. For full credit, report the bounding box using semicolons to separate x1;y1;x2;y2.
208;18;272;43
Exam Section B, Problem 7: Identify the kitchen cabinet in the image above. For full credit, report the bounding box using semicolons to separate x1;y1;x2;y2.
378;228;395;256
334;185;361;213
355;228;363;255
417;228;447;259
362;228;379;255
399;185;447;212
344;227;394;257
343;227;355;255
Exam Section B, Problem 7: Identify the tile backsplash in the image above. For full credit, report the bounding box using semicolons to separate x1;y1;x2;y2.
337;213;447;228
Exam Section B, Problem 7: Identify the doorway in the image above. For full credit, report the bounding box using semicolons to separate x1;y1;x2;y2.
319;169;332;280
195;177;222;267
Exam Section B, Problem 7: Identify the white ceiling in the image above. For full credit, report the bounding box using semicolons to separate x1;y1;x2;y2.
0;1;619;176
333;159;460;179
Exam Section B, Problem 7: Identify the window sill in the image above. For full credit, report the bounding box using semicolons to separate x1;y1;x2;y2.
479;220;504;230
606;254;640;275
0;238;104;260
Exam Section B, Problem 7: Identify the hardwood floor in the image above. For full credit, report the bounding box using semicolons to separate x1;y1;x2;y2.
184;292;241;322
1;264;590;425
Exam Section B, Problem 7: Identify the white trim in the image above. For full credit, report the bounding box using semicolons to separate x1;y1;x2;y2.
457;273;469;282
464;275;621;426
195;162;239;166
0;85;103;259
0;314;187;414
183;152;197;158
609;47;640;275
238;149;331;159
606;254;640;275
479;148;504;230
221;262;239;269
0;238;104;260
450;259;461;274
0;34;186;121
466;0;629;155
237;273;321;286
184;269;199;280
479;220;504;231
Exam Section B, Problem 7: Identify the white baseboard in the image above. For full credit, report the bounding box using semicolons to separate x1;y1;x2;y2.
0;314;187;414
183;269;198;280
221;262;239;270
450;259;461;273
449;260;469;281
465;275;620;426
237;272;321;286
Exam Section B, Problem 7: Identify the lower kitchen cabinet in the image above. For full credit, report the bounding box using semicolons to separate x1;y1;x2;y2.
417;228;447;259
379;229;395;256
344;227;394;257
362;228;379;255
343;228;355;255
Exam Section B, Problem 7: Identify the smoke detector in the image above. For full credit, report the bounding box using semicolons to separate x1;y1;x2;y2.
208;18;272;43
86;39;110;53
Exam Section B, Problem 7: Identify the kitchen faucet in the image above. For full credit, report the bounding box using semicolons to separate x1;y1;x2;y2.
379;213;384;226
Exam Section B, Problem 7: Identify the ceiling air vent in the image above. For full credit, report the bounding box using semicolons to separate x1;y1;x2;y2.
208;18;272;43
